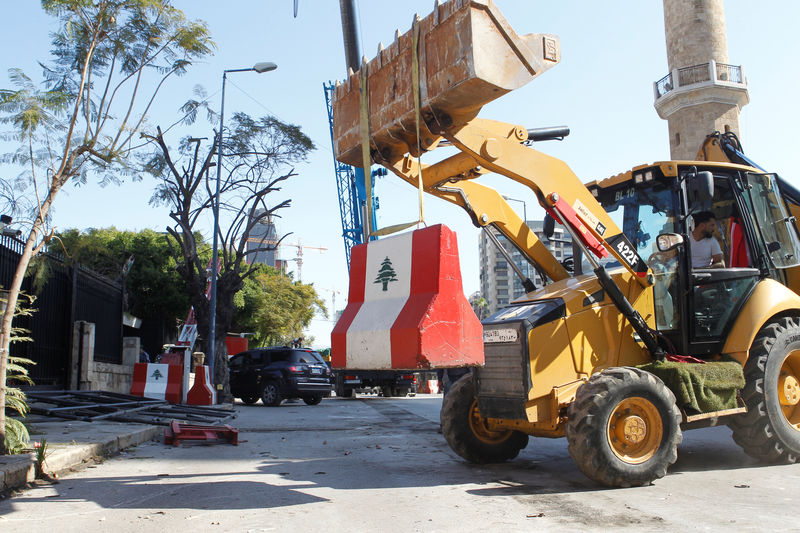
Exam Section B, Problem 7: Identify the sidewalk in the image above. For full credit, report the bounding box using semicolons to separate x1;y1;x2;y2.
0;414;160;494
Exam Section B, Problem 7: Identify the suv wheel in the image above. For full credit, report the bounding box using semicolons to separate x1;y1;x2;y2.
241;394;259;405
261;381;282;407
303;395;323;406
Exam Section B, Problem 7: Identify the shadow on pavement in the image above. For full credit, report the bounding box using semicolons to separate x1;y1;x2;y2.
1;470;327;513
0;405;771;515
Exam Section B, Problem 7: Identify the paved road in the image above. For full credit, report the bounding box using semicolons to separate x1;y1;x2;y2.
1;394;799;532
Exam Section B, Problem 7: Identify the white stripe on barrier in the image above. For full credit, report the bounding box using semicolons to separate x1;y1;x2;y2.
346;232;413;368
142;363;170;400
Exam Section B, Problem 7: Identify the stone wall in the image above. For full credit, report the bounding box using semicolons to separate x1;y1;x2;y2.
89;337;139;393
667;102;742;161
70;320;140;394
663;0;728;69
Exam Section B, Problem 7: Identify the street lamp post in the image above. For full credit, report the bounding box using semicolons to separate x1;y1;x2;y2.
208;61;277;393
501;194;530;286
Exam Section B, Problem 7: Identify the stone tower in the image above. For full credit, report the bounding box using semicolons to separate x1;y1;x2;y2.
654;0;749;160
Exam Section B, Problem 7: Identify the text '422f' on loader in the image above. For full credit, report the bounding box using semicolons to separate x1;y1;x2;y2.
330;0;800;487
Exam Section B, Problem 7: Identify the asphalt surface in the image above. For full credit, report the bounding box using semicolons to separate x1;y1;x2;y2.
1;394;799;532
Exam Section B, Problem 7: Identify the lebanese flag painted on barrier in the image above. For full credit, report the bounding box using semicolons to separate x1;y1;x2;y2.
130;363;183;404
331;224;483;370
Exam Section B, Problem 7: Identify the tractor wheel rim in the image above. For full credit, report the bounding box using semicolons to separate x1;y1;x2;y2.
468;399;512;444
607;396;663;464
779;350;800;431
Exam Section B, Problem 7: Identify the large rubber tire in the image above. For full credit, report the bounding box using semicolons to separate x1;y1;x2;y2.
241;394;259;405
565;367;682;488
381;386;393;398
261;381;282;407
440;374;529;464
303;395;323;406
729;317;800;463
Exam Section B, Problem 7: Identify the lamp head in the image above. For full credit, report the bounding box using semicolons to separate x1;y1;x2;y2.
253;62;277;73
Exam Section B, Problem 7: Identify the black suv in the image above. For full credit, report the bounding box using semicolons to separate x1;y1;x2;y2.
229;347;333;406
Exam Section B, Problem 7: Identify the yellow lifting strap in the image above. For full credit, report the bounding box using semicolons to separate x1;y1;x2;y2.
359;60;373;237
410;15;426;227
364;16;427;238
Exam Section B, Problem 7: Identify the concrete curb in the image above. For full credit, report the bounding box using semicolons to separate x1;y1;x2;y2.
0;425;160;494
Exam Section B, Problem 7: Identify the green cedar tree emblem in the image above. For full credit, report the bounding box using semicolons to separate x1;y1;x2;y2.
374;256;398;291
151;369;164;380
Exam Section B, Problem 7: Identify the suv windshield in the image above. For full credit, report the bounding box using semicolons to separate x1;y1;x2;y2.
291;350;326;364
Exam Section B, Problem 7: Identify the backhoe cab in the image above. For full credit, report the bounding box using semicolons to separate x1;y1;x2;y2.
330;0;800;487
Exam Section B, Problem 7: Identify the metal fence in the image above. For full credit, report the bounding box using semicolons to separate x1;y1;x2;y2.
74;265;123;364
655;72;673;98
678;63;711;87
0;235;122;386
716;63;743;84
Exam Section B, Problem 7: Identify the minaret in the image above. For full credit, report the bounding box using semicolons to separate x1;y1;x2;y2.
654;0;749;160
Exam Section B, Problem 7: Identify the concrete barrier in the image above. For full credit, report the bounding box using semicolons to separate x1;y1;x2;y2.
129;363;183;404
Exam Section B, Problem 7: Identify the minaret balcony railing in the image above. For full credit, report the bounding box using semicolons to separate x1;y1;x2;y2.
654;60;745;100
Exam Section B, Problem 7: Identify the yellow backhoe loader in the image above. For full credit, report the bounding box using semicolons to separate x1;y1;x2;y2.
330;0;800;487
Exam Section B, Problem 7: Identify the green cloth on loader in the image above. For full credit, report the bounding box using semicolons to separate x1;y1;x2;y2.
637;360;745;413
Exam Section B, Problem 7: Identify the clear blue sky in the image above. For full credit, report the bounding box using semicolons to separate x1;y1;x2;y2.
2;1;798;347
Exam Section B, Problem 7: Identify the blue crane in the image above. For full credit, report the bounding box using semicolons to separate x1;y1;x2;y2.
323;82;383;268
323;82;363;268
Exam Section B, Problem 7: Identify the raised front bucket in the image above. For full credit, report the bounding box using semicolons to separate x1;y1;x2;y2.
332;0;560;166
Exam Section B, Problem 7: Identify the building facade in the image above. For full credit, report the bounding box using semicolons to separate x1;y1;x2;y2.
246;209;278;267
478;221;572;314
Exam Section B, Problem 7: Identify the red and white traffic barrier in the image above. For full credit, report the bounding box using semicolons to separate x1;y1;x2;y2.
130;363;183;404
187;365;216;405
417;379;440;394
331;224;483;370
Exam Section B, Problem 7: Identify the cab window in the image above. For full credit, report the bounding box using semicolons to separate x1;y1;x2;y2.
745;173;800;269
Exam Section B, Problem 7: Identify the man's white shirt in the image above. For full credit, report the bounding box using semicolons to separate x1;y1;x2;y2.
691;236;722;268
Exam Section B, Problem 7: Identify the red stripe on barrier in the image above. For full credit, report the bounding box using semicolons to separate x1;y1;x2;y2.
390;225;483;368
166;364;183;404
390;225;441;367
331;243;367;368
130;363;149;397
187;365;215;405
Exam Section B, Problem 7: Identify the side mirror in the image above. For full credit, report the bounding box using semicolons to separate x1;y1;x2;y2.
688;170;714;203
543;213;555;240
657;233;684;252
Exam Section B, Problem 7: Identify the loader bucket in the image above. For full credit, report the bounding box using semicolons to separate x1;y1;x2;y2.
332;0;560;167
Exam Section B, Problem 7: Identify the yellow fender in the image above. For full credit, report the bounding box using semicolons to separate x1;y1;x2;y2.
722;278;800;363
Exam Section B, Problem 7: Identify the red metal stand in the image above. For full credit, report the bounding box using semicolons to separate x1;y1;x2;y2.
163;420;239;446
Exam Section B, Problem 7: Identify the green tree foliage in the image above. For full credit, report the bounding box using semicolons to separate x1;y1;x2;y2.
232;265;326;348
142;105;315;401
5;293;36;454
0;0;212;453
468;292;489;320
56;227;191;321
